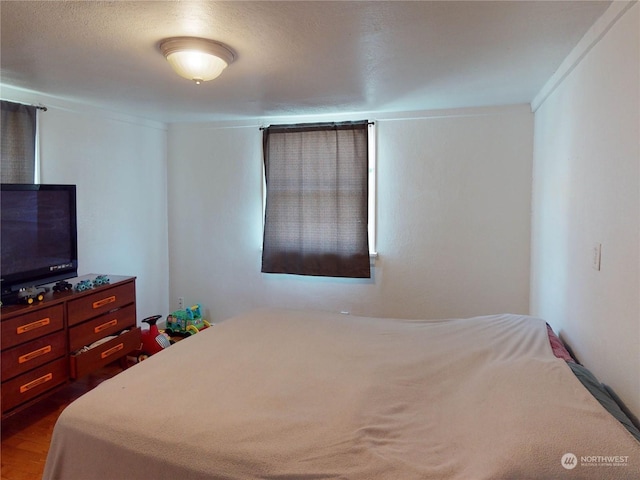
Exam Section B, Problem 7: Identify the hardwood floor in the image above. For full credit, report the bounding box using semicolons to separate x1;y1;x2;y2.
1;363;124;480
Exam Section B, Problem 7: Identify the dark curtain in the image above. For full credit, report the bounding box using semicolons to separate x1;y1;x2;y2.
262;121;370;278
1;101;37;183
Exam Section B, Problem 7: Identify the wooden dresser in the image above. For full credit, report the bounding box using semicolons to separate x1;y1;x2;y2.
1;275;141;418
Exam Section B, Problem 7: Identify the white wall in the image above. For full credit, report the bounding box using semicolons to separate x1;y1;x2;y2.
167;105;532;322
0;86;170;321
531;3;639;415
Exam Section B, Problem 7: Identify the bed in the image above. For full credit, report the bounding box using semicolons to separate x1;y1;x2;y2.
43;308;640;479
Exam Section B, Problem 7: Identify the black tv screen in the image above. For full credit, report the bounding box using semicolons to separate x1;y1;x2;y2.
1;184;78;297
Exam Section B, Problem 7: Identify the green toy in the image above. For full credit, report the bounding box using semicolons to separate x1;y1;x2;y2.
164;304;210;336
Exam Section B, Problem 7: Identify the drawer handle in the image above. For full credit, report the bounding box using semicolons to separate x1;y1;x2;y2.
100;343;124;359
93;295;116;309
19;373;53;393
94;319;118;334
16;318;50;334
19;345;52;364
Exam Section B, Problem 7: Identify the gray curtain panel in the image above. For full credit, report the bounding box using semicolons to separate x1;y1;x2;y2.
262;121;370;278
1;100;36;183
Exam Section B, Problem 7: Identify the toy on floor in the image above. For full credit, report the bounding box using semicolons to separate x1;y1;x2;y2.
137;315;171;361
164;304;211;337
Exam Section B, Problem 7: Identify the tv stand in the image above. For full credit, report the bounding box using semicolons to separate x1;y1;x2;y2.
1;274;141;418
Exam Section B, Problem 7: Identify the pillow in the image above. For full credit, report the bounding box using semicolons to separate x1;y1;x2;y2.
546;324;575;362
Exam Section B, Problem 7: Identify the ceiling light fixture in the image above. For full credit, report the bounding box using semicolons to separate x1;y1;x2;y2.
159;37;235;85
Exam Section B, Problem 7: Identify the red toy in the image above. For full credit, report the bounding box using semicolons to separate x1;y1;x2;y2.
138;315;171;361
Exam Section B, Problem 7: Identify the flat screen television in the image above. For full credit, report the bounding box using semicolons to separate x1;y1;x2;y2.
1;184;78;302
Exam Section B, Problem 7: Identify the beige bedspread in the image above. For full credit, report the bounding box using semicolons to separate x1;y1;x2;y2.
43;308;640;479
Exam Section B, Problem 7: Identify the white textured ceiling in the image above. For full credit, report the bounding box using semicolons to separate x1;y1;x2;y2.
0;1;611;123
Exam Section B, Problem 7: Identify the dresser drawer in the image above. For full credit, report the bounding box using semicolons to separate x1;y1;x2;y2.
69;304;136;352
1;305;65;350
70;327;141;379
1;331;67;382
1;357;68;414
67;281;136;326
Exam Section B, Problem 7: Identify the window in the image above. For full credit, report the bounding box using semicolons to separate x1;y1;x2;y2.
0;101;37;183
262;121;371;278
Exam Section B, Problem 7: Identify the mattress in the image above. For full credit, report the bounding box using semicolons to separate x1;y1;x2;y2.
43;308;640;479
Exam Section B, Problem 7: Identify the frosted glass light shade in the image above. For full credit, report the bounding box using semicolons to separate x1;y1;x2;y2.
159;37;235;84
166;50;227;83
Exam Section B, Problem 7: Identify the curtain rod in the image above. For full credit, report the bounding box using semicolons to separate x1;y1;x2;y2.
1;99;47;111
259;121;374;131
